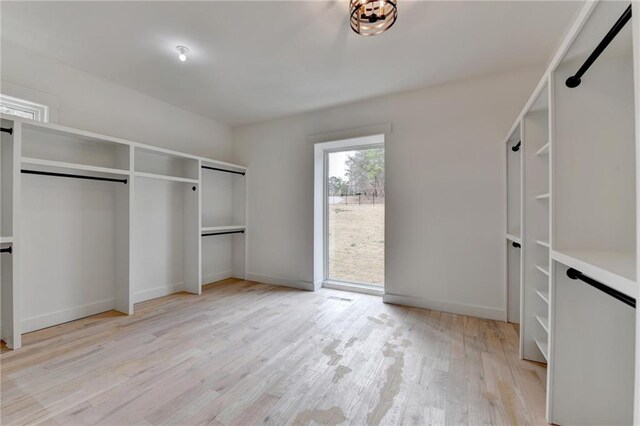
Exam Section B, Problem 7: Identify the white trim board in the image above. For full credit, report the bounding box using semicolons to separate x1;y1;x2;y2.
245;273;315;291
21;298;115;333
202;270;233;286
307;123;392;144
323;280;384;296
383;293;505;321
133;283;185;304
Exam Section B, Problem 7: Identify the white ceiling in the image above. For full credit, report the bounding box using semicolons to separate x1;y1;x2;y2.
0;1;581;126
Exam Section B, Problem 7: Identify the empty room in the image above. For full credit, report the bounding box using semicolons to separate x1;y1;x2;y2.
1;1;639;425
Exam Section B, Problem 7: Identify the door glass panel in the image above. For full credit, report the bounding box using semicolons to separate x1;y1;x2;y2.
327;147;384;286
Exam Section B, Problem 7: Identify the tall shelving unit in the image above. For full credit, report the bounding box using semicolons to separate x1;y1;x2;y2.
503;1;639;423
550;2;636;424
0;119;20;349
505;125;522;327
522;84;551;364
0;114;247;349
200;160;246;287
133;147;201;300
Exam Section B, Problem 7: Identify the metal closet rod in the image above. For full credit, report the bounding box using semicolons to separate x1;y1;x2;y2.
202;230;245;237
22;169;128;184
566;268;635;308
511;141;521;152
0;247;12;254
201;165;245;176
1;127;13;135
566;4;632;88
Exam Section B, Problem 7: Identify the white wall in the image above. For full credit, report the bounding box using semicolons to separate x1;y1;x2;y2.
232;67;544;320
0;41;232;160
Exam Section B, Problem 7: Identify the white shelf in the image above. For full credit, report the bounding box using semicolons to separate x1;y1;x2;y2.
201;225;246;233
536;265;550;276
536;193;550;200
535;339;549;361
134;171;198;184
0;236;13;244
535;289;549;304
22;157;130;176
536;315;549;333
551;249;637;299
536;240;550;248
535;142;550;156
506;233;522;244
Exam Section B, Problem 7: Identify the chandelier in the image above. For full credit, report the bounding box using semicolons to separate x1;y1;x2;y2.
350;0;398;36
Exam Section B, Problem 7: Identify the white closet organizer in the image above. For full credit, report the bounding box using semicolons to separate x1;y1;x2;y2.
523;84;551;365
200;160;246;286
0;115;247;350
0;120;20;349
503;1;639;424
505;125;522;326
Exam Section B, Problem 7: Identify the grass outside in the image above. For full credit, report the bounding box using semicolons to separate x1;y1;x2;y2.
328;202;384;286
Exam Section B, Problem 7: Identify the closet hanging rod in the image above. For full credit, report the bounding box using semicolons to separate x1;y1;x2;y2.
201;165;245;176
511;141;521;152
566;268;635;308
22;169;128;184
0;247;12;254
202;230;245;237
566;4;632;88
1;127;13;135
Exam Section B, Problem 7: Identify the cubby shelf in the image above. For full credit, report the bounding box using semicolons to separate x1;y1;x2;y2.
536;193;550;200
535;339;549;361
134;171;198;184
536;142;550;156
536;240;550;248
536;265;550;276
22;157;130;177
551;249;637;298
506;233;522;244
201;225;246;233
535;289;549;304
536;315;550;333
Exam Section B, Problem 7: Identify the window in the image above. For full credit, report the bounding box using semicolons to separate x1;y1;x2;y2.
0;94;49;122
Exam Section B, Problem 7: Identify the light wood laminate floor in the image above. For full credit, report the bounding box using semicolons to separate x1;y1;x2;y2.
1;279;547;425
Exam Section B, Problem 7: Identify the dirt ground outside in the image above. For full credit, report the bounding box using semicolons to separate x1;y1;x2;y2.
328;202;384;286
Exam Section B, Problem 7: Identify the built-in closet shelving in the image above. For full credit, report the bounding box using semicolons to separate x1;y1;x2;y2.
0;115;247;350
503;1;638;424
200;160;246;287
506;126;522;325
1;119;19;349
522;84;551;365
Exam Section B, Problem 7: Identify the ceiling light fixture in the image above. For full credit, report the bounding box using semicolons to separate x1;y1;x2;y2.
176;45;189;62
350;0;397;36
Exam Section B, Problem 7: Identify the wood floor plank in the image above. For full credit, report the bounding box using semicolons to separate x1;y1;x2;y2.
1;279;546;425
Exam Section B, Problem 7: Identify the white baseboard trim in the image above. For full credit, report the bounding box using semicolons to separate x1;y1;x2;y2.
323;280;384;296
383;293;505;321
202;270;233;286
246;273;315;291
134;283;184;304
22;298;115;333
